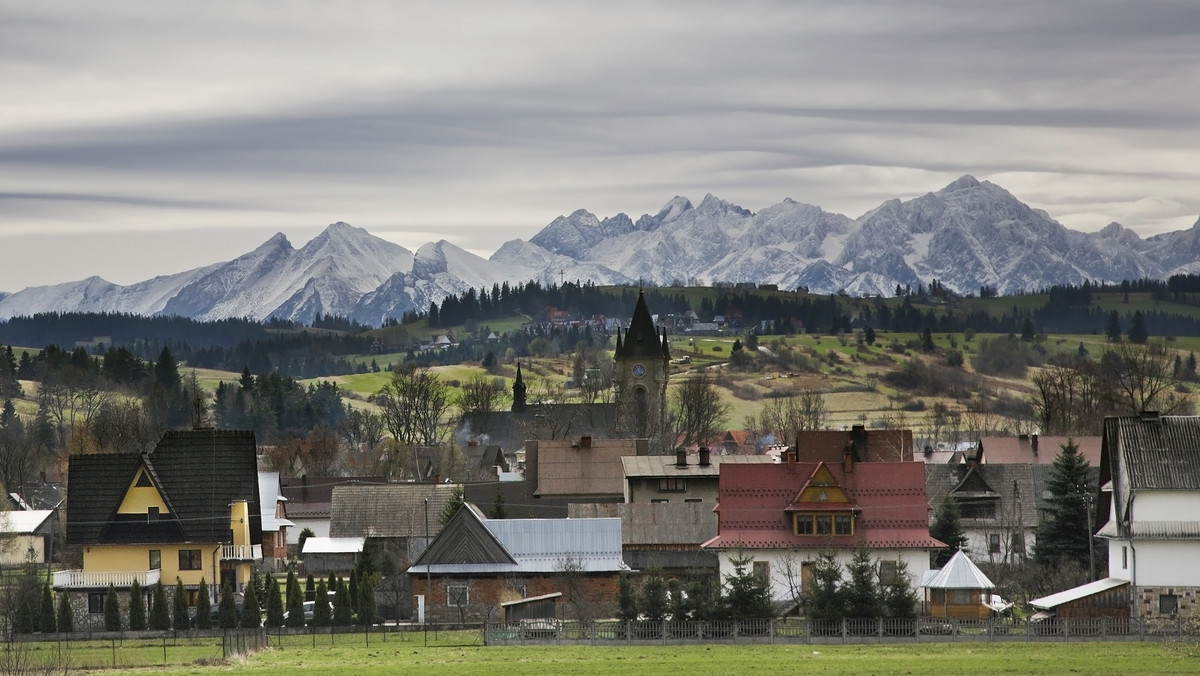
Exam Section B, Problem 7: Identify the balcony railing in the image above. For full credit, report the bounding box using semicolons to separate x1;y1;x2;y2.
53;569;161;589
221;544;262;561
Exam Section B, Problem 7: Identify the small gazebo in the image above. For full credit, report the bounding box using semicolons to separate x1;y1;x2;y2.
921;550;995;619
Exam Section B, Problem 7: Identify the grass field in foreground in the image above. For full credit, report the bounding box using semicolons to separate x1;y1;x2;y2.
76;638;1200;676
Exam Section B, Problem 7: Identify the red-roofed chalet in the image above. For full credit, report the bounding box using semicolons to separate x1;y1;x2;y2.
702;452;943;604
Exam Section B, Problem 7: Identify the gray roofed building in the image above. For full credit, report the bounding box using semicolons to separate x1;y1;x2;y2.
408;504;627;622
1095;413;1200;620
570;501;720;573
622;450;774;504
330;483;460;539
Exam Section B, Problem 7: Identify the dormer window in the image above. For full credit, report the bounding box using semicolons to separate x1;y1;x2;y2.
794;511;854;536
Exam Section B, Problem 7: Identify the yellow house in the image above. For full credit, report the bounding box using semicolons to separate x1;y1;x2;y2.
58;429;262;620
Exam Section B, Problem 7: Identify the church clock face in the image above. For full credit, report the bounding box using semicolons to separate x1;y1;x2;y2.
633;363;646;378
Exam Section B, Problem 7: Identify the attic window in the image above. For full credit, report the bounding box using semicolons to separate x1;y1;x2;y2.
135;470;153;488
794;511;854;536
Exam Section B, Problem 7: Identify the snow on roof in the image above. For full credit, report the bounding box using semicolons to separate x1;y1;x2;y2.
922;549;994;590
1030;577;1129;610
4;510;53;534
301;536;364;555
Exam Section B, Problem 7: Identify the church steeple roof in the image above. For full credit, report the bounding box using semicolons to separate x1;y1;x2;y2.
616;290;669;360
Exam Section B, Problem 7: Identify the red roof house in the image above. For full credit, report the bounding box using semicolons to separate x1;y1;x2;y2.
702;450;943;607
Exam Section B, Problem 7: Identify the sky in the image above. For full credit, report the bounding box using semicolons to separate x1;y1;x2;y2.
2;1;1200;292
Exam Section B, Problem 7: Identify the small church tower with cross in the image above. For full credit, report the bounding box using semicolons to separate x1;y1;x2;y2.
613;290;670;439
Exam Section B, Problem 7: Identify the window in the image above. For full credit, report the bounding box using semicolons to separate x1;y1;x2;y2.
179;549;202;571
447;584;469;607
658;478;686;493
1011;532;1025;555
835;515;853;535
879;560;899;585
959;502;997;519
149;549;161;570
815;515;832;535
988;534;1001;554
651;498;669;504
949;589;973;604
88;593;106;614
1160;594;1178;614
752;561;769;582
186;589;200;607
509;584;527;598
147;506;160;523
684;498;702;503
1122;546;1128;570
794;512;854;536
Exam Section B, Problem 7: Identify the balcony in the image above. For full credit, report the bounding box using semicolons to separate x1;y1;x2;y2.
220;544;262;561
53;569;161;590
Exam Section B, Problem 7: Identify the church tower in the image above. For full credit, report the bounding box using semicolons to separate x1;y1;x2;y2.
613;290;670;439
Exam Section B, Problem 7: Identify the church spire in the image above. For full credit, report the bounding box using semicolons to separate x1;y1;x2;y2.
511;362;527;413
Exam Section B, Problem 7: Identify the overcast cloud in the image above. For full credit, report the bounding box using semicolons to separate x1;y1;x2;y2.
2;0;1199;291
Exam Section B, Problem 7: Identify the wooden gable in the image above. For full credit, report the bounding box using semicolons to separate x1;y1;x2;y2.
790;463;850;507
414;505;516;567
952;467;999;497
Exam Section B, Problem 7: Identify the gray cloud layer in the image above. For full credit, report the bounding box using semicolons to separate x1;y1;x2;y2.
2;1;1199;290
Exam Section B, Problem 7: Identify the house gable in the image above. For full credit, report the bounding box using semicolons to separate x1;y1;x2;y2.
116;465;170;515
788;463;851;507
413;506;515;567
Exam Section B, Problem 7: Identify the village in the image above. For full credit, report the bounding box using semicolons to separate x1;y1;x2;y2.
2;292;1191;647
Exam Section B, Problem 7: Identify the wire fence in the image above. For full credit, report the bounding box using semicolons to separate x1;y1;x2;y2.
0;624;485;670
485;616;1200;645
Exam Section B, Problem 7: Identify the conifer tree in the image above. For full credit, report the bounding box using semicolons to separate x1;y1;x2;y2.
286;574;306;627
40;582;56;633
150;581;171;630
333;578;353;626
639;571;668;622
617;572;638;623
882;559;919;619
128;580;147;630
348;569;360;623
311;580;331;627
844;548;881;619
929;496;968;568
266;574;285;627
104;584;122;631
57;590;74;633
1128;310;1149;344
804;551;845;622
240;575;261;628
721;552;773;620
218;580;238;629
358;574;377;626
1034;439;1096;572
173;580;190;630
195;578;212;629
305;574;316;602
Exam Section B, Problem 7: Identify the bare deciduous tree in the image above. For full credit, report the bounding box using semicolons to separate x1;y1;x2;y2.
670;372;730;450
376;365;450;446
1102;340;1192;416
758;388;827;444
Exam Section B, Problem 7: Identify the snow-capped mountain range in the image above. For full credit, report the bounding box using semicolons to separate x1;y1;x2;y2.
3;175;1199;326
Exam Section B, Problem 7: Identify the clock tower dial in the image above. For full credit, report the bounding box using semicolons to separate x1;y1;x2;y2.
633;364;646;378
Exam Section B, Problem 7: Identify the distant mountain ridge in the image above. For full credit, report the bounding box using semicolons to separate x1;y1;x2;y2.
2;176;1199;326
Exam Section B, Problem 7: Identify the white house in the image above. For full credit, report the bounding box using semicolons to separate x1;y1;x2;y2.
1097;412;1200;619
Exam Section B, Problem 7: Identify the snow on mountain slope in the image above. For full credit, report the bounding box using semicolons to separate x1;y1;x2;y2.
0;266;218;321
6;178;1200;327
162;222;415;323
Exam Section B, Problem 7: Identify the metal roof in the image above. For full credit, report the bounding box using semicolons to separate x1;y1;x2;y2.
922;550;994;590
301;536;364;555
702;460;943;551
621;453;773;479
1030;577;1129;610
410;511;627;575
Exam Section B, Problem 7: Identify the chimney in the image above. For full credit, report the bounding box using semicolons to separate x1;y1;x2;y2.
1140;410;1160;422
301;474;308;502
699;447;711;467
843;443;854;473
580;436;592;449
1031;434;1039;456
675;448;688;468
786;447;796;466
